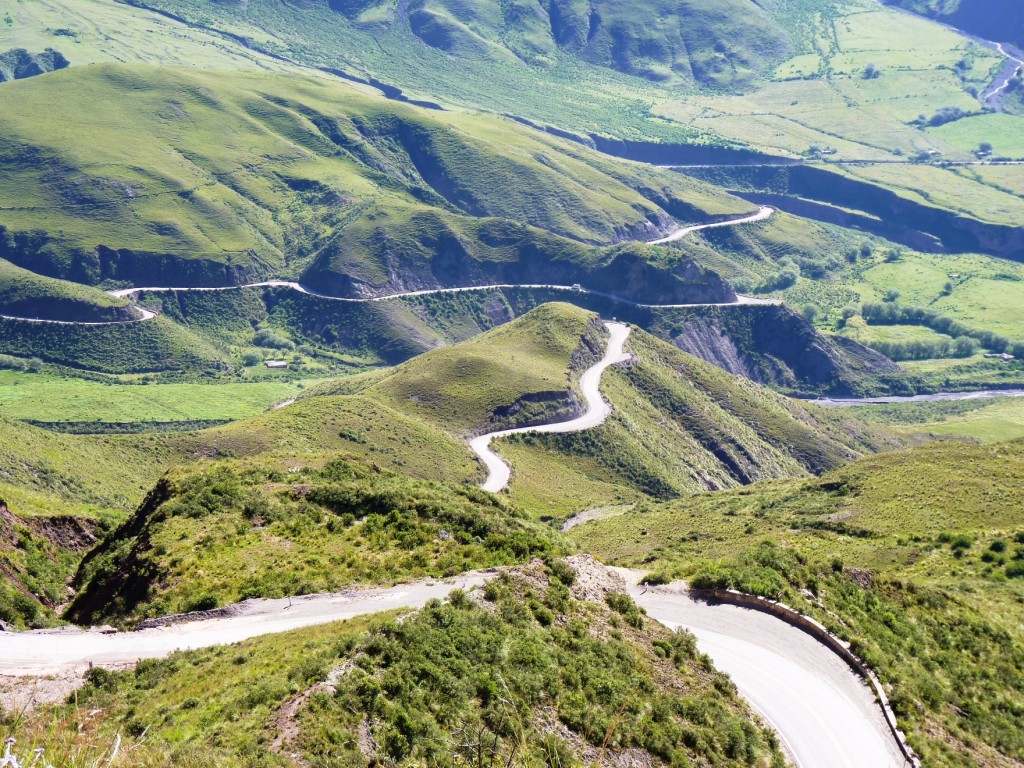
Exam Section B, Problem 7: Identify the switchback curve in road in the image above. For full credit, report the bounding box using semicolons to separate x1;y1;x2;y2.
469;321;631;493
626;580;907;768
646;205;773;244
0;306;156;326
0;569;907;767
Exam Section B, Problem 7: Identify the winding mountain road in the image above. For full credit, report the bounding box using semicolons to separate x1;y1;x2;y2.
646;205;773;244
0;569;907;767
470;321;631;493
984;43;1024;103
0;207;775;326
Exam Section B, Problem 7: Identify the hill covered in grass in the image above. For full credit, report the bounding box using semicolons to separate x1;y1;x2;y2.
66;455;562;625
0;258;138;323
0;64;746;298
575;439;1024;766
380;0;793;88
10;560;786;767
491;322;904;516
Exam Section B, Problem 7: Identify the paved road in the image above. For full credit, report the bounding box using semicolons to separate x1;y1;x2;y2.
0;306;156;326
0;570;907;767
810;389;1024;407
2;207;778;326
470;321;632;493
113;281;777;310
0;574;493;677
627;582;907;768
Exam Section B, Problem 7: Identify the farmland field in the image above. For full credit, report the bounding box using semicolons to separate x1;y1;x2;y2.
0;371;314;424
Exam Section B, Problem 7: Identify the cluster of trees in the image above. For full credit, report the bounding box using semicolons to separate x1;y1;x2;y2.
861;302;1023;359
916;105;968;127
0;353;42;371
869;336;978;361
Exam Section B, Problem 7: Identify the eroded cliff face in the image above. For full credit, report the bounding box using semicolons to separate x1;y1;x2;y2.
662;305;899;395
688;165;1024;261
304;217;736;304
0;226;270;288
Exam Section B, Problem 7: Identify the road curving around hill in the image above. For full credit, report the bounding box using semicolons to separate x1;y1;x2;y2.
470;321;632;493
646;205;773;244
624;579;908;768
0;574;493;677
0;208;776;326
0;567;907;767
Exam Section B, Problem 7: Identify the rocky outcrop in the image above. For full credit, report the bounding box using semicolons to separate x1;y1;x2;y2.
0;500;97;552
65;479;174;626
663;305;899;394
0;48;69;82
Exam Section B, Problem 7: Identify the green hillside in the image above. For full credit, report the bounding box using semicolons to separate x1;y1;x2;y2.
66;455;561;625
0;258;136;322
0;64;746;297
575;439;1024;766
7;561;784;767
493;325;903;517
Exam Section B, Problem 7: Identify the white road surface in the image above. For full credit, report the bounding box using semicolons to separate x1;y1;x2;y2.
986;43;1024;101
0;570;907;767
0;574;493;677
469;321;632;493
628;583;907;768
646;205;774;244
1;208;777;326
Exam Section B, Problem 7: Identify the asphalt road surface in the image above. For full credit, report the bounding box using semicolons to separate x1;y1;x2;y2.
628;582;907;768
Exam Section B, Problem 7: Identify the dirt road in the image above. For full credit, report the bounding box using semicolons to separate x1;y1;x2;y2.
646;206;773;244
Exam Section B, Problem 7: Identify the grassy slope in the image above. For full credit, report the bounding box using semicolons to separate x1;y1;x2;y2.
139;0;1022;222
7;561;785;767
0;314;231;373
575;440;1024;767
65;455;561;625
0;303;901;623
317;302;604;435
0;64;745;292
0;371;310;424
495;326;903;518
849;396;1024;444
0;258;135;322
0;498;109;630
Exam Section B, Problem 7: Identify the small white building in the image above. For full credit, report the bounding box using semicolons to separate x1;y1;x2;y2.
264;360;289;369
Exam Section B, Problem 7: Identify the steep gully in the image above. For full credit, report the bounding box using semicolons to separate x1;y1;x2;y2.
0;208;776;325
